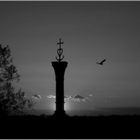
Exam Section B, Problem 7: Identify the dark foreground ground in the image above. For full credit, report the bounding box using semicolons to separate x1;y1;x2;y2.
0;114;140;138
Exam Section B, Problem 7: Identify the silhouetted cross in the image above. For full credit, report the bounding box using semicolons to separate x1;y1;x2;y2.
57;38;64;48
56;38;64;62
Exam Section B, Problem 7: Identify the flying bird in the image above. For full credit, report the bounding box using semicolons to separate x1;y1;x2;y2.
96;59;106;65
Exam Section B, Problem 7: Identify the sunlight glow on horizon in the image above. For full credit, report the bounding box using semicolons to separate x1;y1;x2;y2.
49;101;72;112
65;102;72;111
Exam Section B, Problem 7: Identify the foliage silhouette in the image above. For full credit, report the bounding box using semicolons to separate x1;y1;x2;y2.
0;44;34;116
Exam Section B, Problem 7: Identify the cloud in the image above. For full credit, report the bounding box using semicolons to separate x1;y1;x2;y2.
47;95;72;100
47;95;71;100
47;95;56;99
74;95;85;99
71;95;86;102
89;94;93;97
47;94;88;102
64;95;72;101
32;94;41;100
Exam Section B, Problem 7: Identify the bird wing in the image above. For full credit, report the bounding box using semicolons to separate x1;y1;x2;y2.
101;59;106;63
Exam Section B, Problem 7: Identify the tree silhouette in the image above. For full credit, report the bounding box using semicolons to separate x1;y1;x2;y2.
0;44;34;116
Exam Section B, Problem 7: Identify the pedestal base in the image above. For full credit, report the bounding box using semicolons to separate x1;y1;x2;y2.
54;110;66;117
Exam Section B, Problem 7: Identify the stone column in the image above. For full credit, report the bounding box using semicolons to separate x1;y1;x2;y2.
52;61;68;116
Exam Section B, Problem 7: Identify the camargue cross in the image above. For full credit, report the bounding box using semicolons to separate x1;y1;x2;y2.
56;38;64;62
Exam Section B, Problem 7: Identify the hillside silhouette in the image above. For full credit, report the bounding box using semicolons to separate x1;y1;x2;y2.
0;114;140;139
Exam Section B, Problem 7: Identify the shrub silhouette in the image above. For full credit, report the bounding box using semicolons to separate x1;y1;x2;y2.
0;44;34;116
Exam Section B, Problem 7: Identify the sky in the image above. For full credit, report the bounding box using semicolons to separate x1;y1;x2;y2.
0;1;140;113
